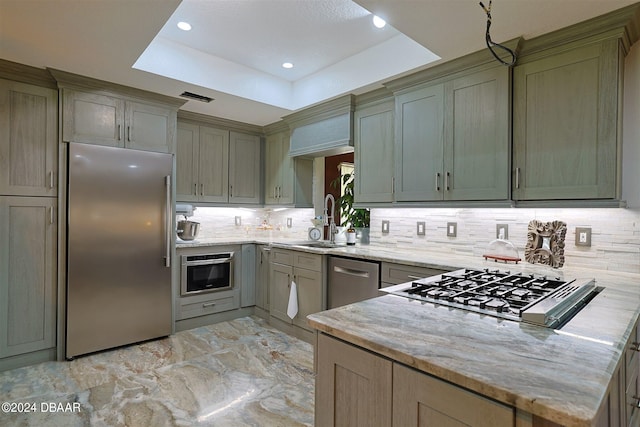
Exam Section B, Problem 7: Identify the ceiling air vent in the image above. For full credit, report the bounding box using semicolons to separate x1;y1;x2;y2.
180;91;214;103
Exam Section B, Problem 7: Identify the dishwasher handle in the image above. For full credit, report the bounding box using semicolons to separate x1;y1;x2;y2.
333;265;370;279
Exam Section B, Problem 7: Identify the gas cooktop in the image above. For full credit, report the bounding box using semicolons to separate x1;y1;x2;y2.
381;268;599;328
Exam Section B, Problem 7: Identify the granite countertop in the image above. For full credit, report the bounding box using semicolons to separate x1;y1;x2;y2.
178;237;640;425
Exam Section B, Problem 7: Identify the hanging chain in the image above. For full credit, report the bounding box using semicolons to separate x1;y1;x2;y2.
479;1;517;66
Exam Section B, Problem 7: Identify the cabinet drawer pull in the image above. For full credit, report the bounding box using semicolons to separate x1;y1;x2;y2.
435;173;441;192
202;302;216;308
407;275;422;280
632;396;640;408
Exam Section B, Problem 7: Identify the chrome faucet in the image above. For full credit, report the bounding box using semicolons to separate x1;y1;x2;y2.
323;193;337;243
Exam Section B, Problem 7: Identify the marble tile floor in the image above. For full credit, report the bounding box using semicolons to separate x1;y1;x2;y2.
0;316;315;426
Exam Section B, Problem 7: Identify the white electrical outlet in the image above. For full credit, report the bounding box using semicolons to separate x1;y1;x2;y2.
496;224;508;240
235;216;242;226
382;220;390;234
417;221;425;236
286;217;292;228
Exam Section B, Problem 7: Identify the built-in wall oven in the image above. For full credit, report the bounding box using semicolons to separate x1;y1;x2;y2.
181;252;234;296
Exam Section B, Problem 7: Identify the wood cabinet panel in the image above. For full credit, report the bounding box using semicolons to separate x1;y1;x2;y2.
395;84;444;201
62;89;123;147
125;100;176;153
316;333;392;427
229;131;261;204
0;197;56;358
444;67;510;200
0;80;58;197
292;267;321;332
393;363;513;427
175;122;199;201
255;245;270;311
62;88;177;153
199;126;229;202
269;262;292;324
355;100;395;203
513;40;619;200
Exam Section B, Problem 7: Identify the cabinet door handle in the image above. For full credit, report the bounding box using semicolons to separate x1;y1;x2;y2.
435;173;441;192
202;302;216;308
277;186;281;198
445;172;450;191
274;186;277;199
49;206;54;225
49;171;54;189
391;176;395;194
194;183;197;196
631;342;640;352
127;126;131;142
201;183;204;196
117;124;121;141
515;167;521;189
230;185;233;197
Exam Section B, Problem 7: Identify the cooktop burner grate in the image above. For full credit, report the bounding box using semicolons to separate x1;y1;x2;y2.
381;268;598;328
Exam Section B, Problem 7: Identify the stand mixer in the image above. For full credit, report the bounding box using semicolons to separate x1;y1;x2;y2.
176;204;200;241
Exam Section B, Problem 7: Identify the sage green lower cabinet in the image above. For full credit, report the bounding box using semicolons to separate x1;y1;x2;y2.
315;333;393;427
269;249;323;342
512;39;621;200
0;196;57;371
255;245;270;314
354;99;395;203
315;332;628;427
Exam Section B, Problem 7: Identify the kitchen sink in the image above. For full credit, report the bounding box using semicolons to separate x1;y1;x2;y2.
290;241;344;249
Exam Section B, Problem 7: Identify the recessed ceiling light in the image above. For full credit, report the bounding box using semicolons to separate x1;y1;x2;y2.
282;62;294;69
177;21;192;31
372;15;386;29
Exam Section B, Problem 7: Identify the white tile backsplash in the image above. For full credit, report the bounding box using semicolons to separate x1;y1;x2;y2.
178;206;315;240
370;208;640;274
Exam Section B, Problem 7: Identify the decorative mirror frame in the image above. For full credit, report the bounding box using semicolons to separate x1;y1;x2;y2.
525;220;567;268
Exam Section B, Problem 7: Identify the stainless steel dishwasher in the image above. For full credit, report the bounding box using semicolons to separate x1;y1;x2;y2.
328;256;380;309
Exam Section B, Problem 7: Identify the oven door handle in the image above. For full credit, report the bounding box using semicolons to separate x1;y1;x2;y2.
333;266;370;279
184;258;233;267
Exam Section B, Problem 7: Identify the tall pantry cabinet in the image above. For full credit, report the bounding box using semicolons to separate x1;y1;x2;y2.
0;64;59;371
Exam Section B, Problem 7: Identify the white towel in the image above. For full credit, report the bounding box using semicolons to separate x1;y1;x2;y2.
287;280;298;319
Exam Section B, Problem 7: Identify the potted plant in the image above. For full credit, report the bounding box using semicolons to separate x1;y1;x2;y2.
331;172;370;244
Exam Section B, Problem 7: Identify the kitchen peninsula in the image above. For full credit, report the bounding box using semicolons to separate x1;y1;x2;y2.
178;236;640;427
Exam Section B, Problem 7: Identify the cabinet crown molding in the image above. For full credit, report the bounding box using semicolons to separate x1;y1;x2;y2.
48;68;186;109
0;59;57;89
282;94;355;129
178;110;263;136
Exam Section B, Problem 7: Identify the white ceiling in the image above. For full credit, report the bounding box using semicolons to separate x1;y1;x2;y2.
1;0;638;126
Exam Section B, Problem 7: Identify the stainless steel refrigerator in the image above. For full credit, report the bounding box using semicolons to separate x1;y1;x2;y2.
66;142;173;359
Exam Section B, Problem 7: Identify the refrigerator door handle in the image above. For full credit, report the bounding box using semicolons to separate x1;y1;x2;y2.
165;175;171;268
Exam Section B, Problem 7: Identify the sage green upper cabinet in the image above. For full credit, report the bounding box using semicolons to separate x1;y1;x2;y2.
62;89;177;153
176;122;229;203
264;125;313;207
0;79;58;197
354;97;395;203
51;69;183;154
229;131;261;204
443;67;510;200
394;84;445;202
512;40;620;200
265;130;294;205
393;66;510;202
